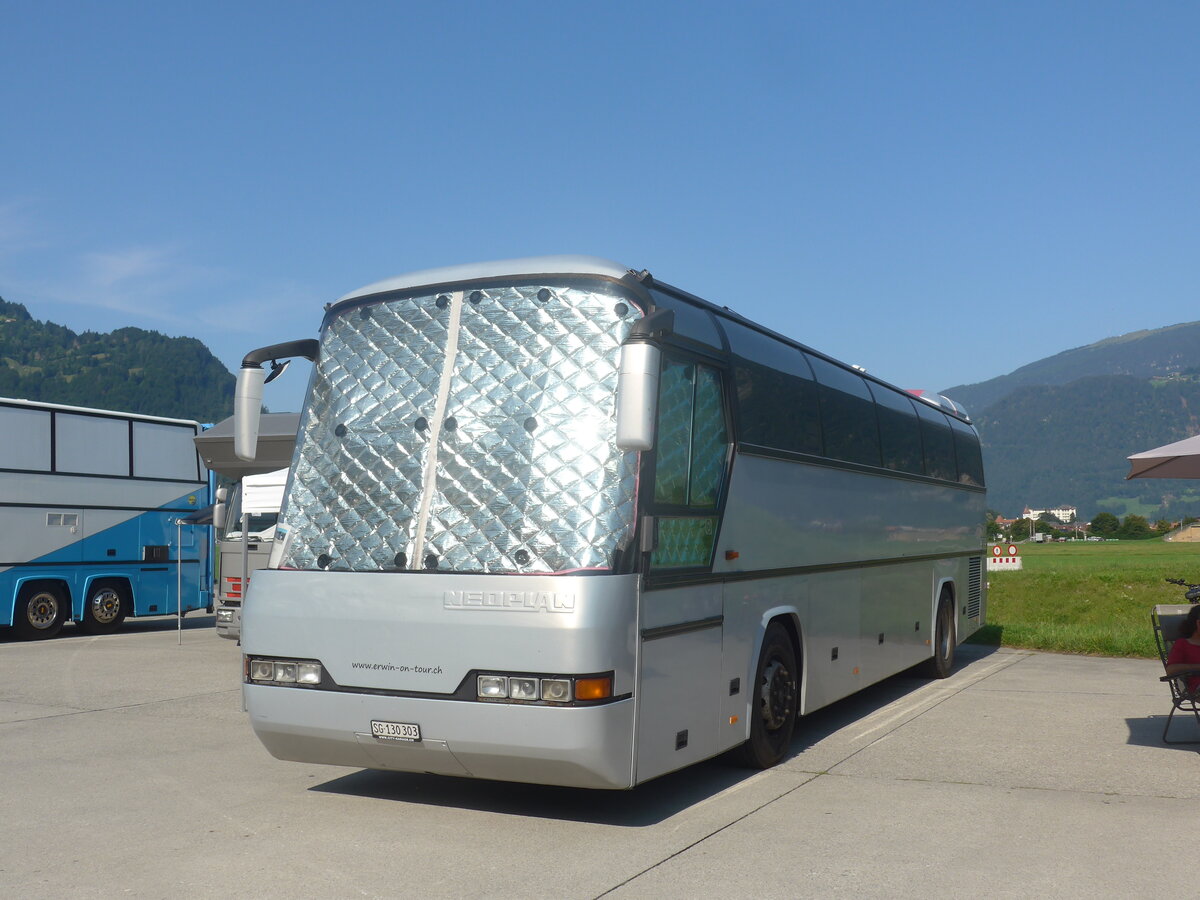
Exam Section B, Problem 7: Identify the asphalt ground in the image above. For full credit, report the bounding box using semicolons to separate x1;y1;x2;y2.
1;617;1195;899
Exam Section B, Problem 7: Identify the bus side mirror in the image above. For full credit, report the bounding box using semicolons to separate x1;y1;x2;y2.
615;341;660;451
213;486;228;530
232;338;320;461
234;366;265;461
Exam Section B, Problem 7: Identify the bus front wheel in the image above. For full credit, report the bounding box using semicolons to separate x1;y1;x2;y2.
736;622;798;769
80;581;128;635
15;583;66;640
922;592;956;679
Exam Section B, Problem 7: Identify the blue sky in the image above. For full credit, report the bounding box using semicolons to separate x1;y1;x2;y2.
3;1;1197;414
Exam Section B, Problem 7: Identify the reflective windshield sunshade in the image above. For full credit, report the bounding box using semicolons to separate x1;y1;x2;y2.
278;282;643;574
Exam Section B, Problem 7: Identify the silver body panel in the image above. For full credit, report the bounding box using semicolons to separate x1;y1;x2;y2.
713;455;985;713
243;570;638;789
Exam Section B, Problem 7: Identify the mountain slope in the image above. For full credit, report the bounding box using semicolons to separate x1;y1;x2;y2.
974;374;1200;520
943;321;1200;414
0;297;234;421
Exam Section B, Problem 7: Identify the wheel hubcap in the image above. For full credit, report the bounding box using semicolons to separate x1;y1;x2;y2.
760;659;796;731
27;592;59;629
91;589;121;625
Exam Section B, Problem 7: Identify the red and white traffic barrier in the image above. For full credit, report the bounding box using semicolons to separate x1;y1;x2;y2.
987;543;1023;571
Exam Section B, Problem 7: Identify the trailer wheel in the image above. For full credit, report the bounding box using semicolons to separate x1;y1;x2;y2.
735;622;798;769
14;583;66;640
922;591;956;679
80;580;128;635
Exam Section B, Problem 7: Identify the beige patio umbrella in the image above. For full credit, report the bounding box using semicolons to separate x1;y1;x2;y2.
1127;433;1200;479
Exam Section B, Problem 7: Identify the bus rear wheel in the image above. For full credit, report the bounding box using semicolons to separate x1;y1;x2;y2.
80;581;128;635
736;622;798;769
15;583;66;640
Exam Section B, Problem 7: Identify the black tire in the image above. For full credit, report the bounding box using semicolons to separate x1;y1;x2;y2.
735;621;799;769
922;592;956;679
14;583;66;640
80;580;128;635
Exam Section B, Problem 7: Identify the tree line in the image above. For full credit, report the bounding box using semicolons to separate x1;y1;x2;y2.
0;297;235;422
988;510;1197;542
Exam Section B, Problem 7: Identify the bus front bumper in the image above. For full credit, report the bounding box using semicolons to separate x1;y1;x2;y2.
244;684;636;790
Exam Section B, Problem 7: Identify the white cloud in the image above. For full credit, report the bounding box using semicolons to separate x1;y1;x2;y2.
0;200;48;258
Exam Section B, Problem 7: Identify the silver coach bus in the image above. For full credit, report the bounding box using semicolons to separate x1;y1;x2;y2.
233;256;986;789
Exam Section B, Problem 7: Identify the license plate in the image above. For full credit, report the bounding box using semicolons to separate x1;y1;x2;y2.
370;720;421;742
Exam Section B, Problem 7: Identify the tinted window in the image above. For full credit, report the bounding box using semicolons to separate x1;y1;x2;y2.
949;418;985;486
653;359;729;508
806;355;881;467
650;358;729;572
689;366;727;507
647;288;724;349
654;360;694;505
0;407;51;470
56;413;129;476
869;384;924;475
723;320;822;455
914;401;957;481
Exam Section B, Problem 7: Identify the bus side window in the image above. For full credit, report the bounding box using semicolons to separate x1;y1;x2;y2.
650;358;730;570
689;366;726;507
869;382;924;475
949;417;985;486
653;360;695;506
914;402;957;481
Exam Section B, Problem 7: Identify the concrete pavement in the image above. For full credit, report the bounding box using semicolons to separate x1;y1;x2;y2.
1;618;1194;898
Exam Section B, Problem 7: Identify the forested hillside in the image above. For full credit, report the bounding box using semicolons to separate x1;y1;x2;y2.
944;320;1200;414
0;297;234;422
975;374;1200;520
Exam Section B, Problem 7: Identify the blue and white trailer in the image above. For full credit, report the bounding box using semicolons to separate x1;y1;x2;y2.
0;398;211;639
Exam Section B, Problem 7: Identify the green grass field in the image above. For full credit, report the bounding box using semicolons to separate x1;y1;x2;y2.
972;540;1200;657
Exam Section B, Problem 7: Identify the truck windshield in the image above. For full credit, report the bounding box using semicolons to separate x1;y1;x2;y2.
220;487;279;541
275;279;644;575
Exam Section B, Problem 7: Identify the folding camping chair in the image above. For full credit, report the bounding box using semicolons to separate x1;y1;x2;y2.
1152;605;1200;744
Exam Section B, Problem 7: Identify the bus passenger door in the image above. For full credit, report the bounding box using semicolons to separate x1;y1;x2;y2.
636;583;724;781
635;355;732;782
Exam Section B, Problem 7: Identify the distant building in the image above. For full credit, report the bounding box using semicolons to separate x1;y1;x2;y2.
1023;505;1077;524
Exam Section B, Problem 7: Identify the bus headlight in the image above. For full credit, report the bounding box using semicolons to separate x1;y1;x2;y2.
508;677;539;700
250;659;275;681
474;672;612;705
477;675;508;698
247;656;325;687
540;679;571;702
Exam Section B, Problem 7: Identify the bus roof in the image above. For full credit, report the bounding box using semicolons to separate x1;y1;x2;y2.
335;256;632;306
327;258;974;425
0;396;202;428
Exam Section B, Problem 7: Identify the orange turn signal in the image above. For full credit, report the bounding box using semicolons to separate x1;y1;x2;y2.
574;676;612;701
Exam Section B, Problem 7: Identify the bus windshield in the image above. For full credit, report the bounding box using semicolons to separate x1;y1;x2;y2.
275;279;643;575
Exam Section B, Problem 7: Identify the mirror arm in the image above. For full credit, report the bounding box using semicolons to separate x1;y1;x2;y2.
233;339;319;461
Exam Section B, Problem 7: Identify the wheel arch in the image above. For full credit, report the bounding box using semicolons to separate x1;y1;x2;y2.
78;573;135;621
12;576;72;619
11;578;71;637
750;606;804;712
